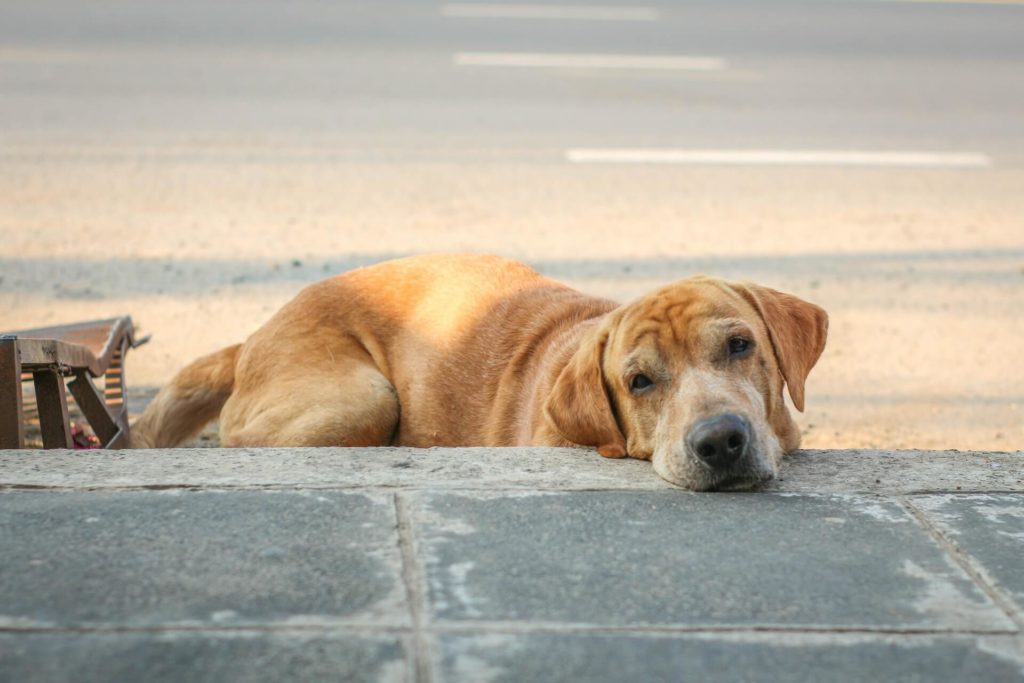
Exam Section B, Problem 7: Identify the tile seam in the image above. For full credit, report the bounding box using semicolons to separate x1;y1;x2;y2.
898;495;1023;631
395;491;434;683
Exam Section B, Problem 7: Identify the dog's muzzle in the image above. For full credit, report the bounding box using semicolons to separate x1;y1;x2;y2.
684;413;774;491
687;413;752;471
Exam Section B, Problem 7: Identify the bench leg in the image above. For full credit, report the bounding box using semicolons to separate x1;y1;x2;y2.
0;337;25;448
68;372;119;447
33;369;73;448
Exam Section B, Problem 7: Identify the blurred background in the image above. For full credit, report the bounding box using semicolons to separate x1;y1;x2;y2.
1;0;1021;449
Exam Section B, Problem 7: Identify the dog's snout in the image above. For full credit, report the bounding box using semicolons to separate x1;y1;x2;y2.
687;414;751;469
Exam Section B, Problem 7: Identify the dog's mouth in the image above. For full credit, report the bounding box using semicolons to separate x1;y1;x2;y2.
652;440;779;491
702;454;777;491
704;471;774;492
685;443;777;492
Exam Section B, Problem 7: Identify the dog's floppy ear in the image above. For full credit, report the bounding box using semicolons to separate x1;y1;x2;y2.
738;284;829;412
543;322;627;458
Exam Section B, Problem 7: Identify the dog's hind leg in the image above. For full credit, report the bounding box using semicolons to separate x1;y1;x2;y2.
218;352;400;448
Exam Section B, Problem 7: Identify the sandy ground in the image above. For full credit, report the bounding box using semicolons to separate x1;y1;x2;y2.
2;158;1022;450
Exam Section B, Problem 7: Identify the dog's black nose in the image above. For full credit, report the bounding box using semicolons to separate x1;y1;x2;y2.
687;414;751;469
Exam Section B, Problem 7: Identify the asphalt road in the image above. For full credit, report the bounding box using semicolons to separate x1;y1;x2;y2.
1;0;1022;450
2;0;1024;159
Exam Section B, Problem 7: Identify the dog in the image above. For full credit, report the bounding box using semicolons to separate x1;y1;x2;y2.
132;253;828;490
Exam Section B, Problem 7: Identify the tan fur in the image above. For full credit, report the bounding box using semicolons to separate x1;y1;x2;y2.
130;344;240;449
132;254;827;490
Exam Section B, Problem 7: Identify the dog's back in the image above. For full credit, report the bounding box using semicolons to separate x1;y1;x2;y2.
131;254;613;448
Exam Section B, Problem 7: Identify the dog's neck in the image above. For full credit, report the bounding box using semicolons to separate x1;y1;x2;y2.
525;313;612;447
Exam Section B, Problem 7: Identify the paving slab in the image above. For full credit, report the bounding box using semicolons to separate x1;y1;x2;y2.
0;449;1021;682
1;447;1021;494
410;490;1013;630
0;632;409;683
911;494;1024;608
435;633;1024;683
0;490;407;628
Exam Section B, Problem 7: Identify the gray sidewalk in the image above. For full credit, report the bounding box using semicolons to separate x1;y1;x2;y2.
1;448;1022;682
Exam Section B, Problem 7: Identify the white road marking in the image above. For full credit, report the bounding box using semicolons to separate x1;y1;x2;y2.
872;0;1024;5
565;149;993;168
453;53;726;71
441;4;659;20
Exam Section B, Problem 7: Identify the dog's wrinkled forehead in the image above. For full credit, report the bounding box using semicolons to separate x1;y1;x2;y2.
611;279;759;360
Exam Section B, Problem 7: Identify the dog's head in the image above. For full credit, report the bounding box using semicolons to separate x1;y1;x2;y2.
544;277;828;491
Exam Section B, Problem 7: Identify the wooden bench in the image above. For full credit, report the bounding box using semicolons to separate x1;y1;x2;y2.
0;317;147;449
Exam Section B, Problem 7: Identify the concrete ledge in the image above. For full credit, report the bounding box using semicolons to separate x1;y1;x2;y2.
1;447;1021;494
3;447;1023;681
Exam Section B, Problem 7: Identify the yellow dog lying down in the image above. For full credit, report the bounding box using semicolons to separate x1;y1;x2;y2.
132;254;828;491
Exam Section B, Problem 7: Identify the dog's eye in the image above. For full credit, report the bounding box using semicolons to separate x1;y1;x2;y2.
630;374;654;393
728;337;752;356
